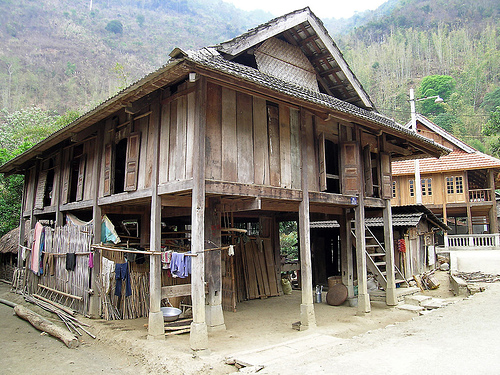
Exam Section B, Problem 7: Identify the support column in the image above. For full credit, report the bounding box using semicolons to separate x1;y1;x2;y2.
147;95;164;339
355;193;370;314
340;210;354;298
488;169;498;235
205;197;225;331
89;125;104;319
190;76;208;350
298;109;316;330
17;175;28;269
383;200;397;306
464;172;473;235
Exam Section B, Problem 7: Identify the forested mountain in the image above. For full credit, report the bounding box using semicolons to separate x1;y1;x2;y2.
0;0;499;151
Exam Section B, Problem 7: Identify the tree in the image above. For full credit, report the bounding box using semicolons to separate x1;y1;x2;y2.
481;87;500;114
482;106;500;156
279;221;298;259
105;20;123;34
418;75;456;116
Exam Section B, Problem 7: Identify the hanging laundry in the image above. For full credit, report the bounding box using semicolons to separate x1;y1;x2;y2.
43;253;55;276
115;262;132;297
66;253;77;271
30;222;44;275
397;239;406;253
161;250;173;270
88;252;94;268
101;215;121;244
170;252;191;278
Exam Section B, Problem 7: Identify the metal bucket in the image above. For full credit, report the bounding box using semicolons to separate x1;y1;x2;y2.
315;285;323;303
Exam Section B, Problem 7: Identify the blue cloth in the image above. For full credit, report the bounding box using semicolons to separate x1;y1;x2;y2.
171;252;191;278
115;262;132;297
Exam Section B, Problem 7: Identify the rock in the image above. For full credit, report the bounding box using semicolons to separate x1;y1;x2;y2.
440;263;450;271
396;304;424;313
405;294;431;306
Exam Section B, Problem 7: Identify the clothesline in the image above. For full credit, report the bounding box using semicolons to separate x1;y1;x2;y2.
41;252;92;256
91;244;161;255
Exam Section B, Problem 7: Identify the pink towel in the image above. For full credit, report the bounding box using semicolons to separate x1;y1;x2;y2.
31;222;43;274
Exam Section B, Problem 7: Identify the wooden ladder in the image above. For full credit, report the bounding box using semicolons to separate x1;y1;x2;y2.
351;222;408;289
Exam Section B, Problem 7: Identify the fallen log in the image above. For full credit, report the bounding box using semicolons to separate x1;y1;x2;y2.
14;304;79;348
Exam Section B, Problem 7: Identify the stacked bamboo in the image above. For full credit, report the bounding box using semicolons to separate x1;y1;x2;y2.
235;238;280;301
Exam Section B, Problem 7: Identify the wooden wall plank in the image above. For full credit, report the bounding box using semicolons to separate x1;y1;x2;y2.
186;91;195;179
279;104;291;188
222;87;237;182
83;139;95;201
168;100;178;181
176;95;187;180
253;97;269;185
305;113;318;192
158;102;171;184
290;108;301;190
144;114;155;189
268;105;281;187
206;82;222;180
236;92;254;184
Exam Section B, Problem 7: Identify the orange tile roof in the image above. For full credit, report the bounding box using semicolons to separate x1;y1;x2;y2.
392;150;500;176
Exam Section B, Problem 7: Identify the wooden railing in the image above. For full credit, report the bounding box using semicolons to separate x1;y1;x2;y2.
445;233;500;249
469;189;491;202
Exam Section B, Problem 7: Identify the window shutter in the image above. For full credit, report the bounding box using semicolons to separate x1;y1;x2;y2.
124;132;140;192
76;154;87;201
380;152;392;199
319;132;327;192
34;170;48;209
363;145;373;197
103;143;113;196
341;141;360;195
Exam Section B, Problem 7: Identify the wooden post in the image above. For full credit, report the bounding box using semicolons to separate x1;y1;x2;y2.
464;172;473;235
17;174;28;268
54;148;64;227
298;109;316;330
205;197;225;331
147;95;165;340
383;200;397;306
355;193;370;314
340;210;354;298
89;126;104;318
190;76;209;350
443;173;449;249
489;169;498;235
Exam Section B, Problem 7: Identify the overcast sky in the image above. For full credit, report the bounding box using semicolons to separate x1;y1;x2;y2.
222;0;388;19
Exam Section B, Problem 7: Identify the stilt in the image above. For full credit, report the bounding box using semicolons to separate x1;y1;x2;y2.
355;194;370;314
383;200;397;306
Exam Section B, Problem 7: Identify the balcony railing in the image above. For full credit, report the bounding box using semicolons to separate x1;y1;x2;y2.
445;233;500;249
469;189;491;202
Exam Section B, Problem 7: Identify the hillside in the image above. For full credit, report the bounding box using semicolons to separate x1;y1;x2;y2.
0;0;270;114
1;0;499;152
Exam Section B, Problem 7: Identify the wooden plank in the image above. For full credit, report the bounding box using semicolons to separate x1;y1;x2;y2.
305;112;318;192
251;241;266;297
144;113;155;189
263;238;279;296
279;104;292;189
168;99;178;181
267;104;281;187
236;91;254;184
206;82;222;180
290;108;301;189
161;283;208;299
253;96;269;185
176;95;187;180
186;91;195;179
158;102;171;184
237;242;249;301
222;87;238;182
256;239;271;297
243;242;258;299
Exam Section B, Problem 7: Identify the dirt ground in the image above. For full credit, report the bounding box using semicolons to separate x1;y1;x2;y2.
0;271;461;374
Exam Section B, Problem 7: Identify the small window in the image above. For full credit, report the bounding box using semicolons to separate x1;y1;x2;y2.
409;179;414;197
427;178;432;196
421;179;426;196
456;176;463;194
392;181;396;198
446;177;454;194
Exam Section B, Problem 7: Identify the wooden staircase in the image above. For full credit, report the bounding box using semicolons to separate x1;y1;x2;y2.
351;222;408;290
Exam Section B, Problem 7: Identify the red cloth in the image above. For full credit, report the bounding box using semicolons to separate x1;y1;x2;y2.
397;239;406;253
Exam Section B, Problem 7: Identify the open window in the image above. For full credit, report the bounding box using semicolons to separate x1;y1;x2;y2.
319;133;340;193
340;141;360;195
34;155;58;209
103;132;141;196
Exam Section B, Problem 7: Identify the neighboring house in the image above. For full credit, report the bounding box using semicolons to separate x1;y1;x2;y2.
392;114;500;249
0;8;447;349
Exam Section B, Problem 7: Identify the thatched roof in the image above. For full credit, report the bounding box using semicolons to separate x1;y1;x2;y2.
0;226;28;254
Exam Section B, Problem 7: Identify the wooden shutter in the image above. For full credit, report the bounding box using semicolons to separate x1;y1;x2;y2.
363;145;373;197
124;132;140;192
75;154;87;201
103;143;113;196
318;132;327;191
341;141;360;195
380;152;392;199
34;170;48;209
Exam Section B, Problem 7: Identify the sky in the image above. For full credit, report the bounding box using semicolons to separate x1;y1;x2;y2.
222;0;388;19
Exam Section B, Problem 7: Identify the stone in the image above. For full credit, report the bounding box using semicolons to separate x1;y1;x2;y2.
396;304;424;312
405;294;431;306
440;262;450;271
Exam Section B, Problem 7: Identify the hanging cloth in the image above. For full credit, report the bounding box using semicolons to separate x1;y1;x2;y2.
30;222;44;275
66;253;77;271
115;262;132;297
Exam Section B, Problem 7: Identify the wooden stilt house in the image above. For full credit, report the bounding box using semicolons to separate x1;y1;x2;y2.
0;8;448;349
